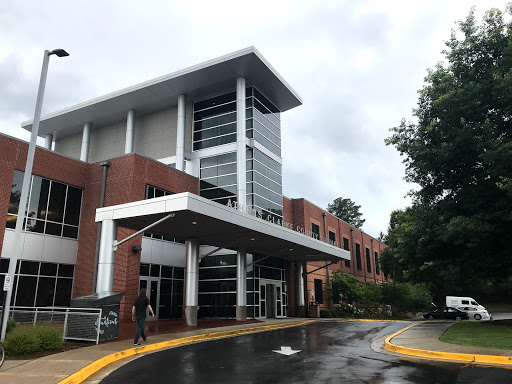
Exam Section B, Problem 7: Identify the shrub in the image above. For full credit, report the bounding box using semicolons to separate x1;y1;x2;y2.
3;324;63;355
4;327;39;355
6;317;17;334
32;325;63;351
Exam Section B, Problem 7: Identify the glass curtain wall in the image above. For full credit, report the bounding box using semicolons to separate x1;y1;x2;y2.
245;87;283;222
7;170;82;239
198;254;286;319
139;263;184;319
193;92;237;151
199;152;237;206
193;87;286;319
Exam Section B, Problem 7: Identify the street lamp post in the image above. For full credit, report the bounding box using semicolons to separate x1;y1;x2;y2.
1;49;69;342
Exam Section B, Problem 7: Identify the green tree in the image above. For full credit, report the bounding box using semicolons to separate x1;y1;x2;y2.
384;6;512;309
327;197;365;229
327;270;362;304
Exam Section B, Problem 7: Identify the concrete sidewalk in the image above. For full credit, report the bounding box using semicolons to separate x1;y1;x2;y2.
385;320;512;365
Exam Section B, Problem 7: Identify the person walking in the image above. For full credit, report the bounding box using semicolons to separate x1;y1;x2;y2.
132;288;155;345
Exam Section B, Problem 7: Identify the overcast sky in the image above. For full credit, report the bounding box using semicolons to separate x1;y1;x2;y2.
1;0;509;238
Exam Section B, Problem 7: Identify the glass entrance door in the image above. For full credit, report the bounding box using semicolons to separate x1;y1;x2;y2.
266;284;276;318
139;277;159;321
259;279;276;318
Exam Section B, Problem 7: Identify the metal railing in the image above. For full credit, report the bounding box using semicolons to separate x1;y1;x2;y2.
1;306;102;344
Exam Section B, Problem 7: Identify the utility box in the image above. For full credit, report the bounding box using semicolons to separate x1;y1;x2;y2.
309;302;320;318
70;291;125;341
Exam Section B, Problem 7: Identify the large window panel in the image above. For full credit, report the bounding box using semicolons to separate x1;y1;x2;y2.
64;186;82;226
9;170;24;214
36;277;56;306
27;177;50;220
15;276;37;306
47;181;66;223
54;278;73;306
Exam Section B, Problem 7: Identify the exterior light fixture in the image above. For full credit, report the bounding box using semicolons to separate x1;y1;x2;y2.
50;49;69;57
192;221;197;225
250;238;255;241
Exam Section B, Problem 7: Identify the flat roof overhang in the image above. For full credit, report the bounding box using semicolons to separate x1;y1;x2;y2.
22;47;303;140
95;193;349;263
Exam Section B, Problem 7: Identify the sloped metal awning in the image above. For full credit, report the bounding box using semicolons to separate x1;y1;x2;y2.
95;192;349;263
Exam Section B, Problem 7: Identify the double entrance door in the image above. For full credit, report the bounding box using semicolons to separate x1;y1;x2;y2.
139;277;159;321
259;279;283;318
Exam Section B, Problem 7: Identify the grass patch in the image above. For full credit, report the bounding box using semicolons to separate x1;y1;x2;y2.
441;321;512;350
485;303;512;313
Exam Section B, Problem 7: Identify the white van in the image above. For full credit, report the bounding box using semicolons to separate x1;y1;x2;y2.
446;296;485;310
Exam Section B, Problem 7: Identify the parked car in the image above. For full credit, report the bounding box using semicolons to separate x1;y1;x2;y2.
423;307;469;320
460;306;491;321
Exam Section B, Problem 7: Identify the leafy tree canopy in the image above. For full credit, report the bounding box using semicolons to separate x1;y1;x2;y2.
327;197;365;229
383;5;512;305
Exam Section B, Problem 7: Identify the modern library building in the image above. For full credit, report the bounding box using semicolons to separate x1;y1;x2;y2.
0;47;386;325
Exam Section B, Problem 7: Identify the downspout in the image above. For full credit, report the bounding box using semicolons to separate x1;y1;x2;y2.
371;238;376;283
350;228;356;278
361;231;366;283
92;161;110;293
322;212;330;308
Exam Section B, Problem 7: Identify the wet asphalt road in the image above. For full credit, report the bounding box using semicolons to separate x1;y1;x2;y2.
100;321;512;384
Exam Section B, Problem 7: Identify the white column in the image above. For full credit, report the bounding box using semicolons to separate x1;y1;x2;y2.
236;77;247;209
96;219;118;293
80;122;91;162
236;249;247;320
185;239;200;326
296;262;305;316
176;94;186;171
125;109;136;154
44;134;53;150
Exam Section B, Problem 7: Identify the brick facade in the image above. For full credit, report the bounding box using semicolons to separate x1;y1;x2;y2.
0;133;386;320
282;197;387;315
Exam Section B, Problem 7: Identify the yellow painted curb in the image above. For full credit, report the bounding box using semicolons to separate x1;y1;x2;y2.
322;318;407;322
384;322;512;366
58;320;314;384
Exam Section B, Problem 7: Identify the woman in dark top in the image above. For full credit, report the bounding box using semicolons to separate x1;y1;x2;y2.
132;288;155;345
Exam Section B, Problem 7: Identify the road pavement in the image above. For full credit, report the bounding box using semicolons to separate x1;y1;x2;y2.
99;321;512;384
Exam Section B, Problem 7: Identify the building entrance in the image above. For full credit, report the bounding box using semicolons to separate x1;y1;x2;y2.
139;277;159;321
259;279;279;318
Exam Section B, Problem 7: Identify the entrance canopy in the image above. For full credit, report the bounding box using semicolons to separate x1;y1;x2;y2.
95;193;349;263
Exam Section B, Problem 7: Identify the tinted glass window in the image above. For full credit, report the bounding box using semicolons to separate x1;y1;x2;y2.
36;277;56;306
58;264;74;277
9;170;24;214
20;261;39;275
15;276;37;306
40;263;58;276
47;181;66;222
28;177;50;220
54;278;73;306
64;186;82;226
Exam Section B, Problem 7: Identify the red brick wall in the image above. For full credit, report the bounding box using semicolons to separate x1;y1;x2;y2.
74;154;199;319
282;196;387;313
0;134;199;320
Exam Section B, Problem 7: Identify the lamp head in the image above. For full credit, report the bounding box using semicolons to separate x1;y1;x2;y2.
50;49;69;57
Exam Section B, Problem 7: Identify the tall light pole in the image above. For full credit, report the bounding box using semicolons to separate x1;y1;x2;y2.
1;49;69;341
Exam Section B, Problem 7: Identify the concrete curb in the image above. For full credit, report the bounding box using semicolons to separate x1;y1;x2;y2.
58;319;314;384
320;318;407;322
384;321;512;366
